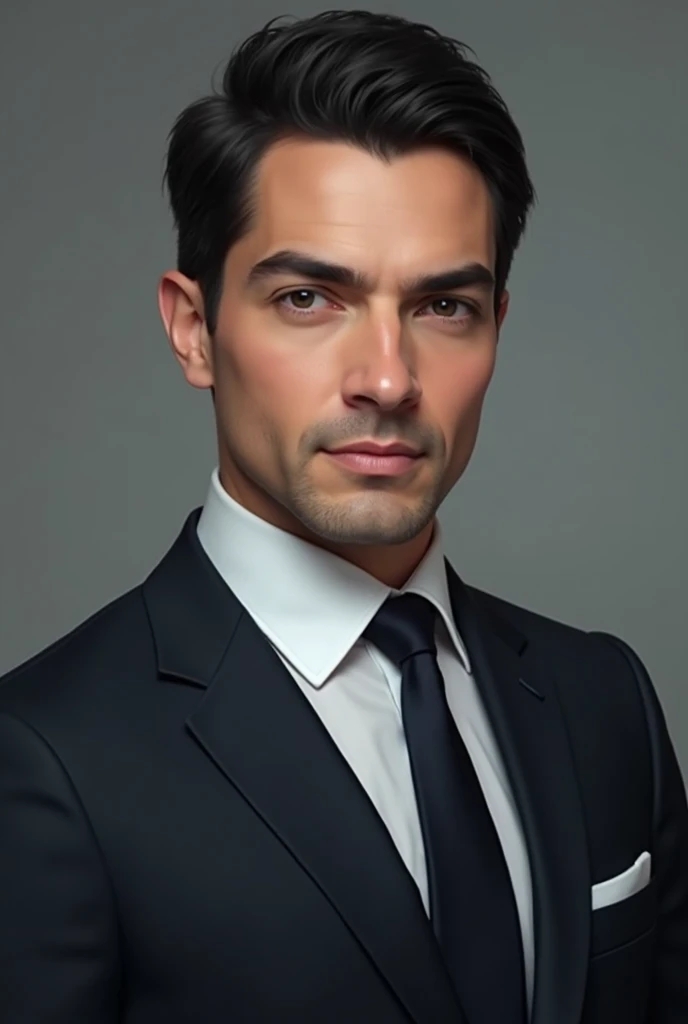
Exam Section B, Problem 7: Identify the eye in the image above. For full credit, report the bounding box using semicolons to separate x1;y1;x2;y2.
419;297;475;321
275;289;330;314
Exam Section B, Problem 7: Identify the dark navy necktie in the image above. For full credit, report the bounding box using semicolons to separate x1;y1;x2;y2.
364;593;526;1024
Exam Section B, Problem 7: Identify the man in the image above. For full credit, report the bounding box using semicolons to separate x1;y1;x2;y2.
1;9;686;1023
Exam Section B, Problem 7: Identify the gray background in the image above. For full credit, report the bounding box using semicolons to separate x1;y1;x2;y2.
1;1;686;769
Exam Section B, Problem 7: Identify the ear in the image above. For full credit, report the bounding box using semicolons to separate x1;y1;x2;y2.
158;271;214;390
496;289;510;336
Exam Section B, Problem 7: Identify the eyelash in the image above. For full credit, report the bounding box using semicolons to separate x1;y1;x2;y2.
274;289;479;323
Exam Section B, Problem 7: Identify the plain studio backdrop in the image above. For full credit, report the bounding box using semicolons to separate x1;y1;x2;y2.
0;0;686;773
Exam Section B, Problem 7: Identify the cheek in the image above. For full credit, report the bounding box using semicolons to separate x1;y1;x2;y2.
431;346;496;429
227;324;336;424
215;331;292;412
213;326;323;461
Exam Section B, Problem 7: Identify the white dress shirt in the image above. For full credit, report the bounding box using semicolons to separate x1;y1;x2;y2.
196;468;535;1011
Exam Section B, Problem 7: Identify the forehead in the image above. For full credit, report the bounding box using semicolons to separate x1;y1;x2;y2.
230;138;496;279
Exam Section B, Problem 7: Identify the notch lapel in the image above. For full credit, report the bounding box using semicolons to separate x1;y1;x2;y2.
143;511;465;1024
446;563;590;1024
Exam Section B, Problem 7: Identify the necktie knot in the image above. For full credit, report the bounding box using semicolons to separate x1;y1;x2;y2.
363;593;438;668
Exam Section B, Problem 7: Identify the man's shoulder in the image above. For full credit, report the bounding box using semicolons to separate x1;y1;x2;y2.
468;582;660;769
0;584;151;726
466;582;648;687
467;582;590;645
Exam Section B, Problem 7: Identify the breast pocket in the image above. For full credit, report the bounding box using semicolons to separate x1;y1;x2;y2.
590;874;657;957
582;877;657;1024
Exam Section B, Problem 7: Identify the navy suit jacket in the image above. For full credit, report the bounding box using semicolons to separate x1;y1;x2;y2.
1;509;687;1022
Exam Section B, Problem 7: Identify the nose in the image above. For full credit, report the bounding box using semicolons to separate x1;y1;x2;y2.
341;313;422;414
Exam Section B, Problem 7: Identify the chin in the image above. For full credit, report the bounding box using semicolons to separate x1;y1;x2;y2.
300;492;433;542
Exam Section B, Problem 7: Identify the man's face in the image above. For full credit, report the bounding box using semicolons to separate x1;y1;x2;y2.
164;139;506;572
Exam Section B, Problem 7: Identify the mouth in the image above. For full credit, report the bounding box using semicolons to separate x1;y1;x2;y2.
323;450;424;477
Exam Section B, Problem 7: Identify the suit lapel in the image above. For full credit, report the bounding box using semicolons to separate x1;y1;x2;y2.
143;511;465;1024
446;563;590;1024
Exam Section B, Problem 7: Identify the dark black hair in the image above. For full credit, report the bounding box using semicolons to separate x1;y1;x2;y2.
163;10;535;335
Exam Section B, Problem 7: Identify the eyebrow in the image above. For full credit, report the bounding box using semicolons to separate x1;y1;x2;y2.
246;249;495;296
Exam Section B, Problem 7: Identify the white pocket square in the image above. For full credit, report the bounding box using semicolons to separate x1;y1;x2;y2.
591;851;652;911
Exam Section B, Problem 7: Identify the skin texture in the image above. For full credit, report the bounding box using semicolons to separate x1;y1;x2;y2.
159;139;508;588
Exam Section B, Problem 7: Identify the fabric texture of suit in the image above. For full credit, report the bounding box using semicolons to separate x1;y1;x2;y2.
1;507;687;1023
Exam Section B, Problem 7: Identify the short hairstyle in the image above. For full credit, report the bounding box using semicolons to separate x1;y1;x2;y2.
163;10;536;335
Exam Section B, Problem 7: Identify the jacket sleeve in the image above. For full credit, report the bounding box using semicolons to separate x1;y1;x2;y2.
600;634;688;1023
0;712;119;1022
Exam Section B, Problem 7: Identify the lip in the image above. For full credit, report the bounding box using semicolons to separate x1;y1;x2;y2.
324;450;423;477
325;441;422;457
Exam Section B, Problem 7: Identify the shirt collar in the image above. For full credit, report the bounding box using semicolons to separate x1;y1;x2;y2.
196;467;471;688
